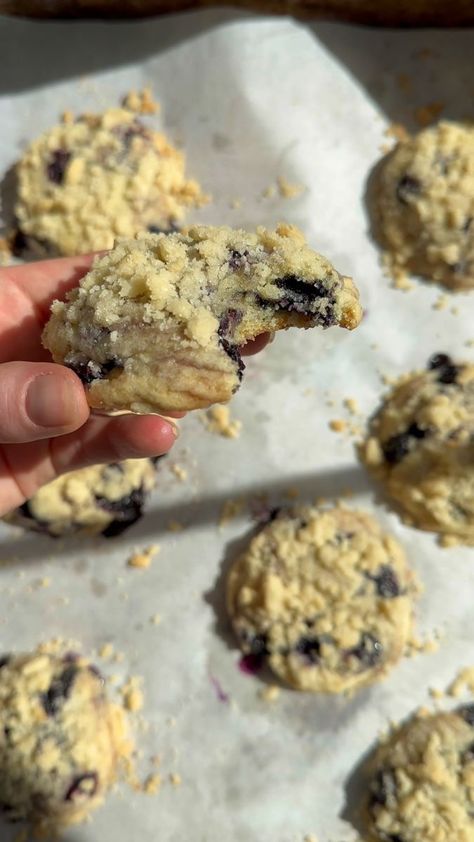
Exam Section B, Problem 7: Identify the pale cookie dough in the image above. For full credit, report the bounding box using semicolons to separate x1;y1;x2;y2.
364;706;474;842
42;224;362;413
0;649;130;833
361;354;474;543
374;121;474;289
226;506;417;694
6;457;158;537
14;106;207;256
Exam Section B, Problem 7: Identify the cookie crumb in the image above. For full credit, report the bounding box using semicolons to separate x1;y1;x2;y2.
329;419;346;433
261;184;277;199
277;175;305;199
203;405;242;439
344;397;359;415
167;520;183;533
428;687;444;699
447;667;474;698
122;86;159;115
229;197;242;209
121;677;144;713
414;101;444;127
127;545;160;569
143;772;161;794
151;613;162;626
169;772;182;786
284;486;300;499
61;109;75;124
219;498;246;528
170;464;188;482
406;633;440;656
259;684;280;703
303;835;318;842
384;123;409;143
433;294;448;310
99;642;114;660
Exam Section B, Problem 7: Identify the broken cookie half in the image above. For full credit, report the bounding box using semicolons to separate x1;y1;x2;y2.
42;224;362;413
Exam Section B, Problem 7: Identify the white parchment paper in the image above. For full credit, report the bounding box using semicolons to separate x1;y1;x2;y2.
0;12;473;841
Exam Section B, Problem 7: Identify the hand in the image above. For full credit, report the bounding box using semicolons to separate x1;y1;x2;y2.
0;254;181;517
0;255;270;517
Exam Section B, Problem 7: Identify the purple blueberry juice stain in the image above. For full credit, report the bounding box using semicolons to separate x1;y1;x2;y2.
209;674;230;704
238;653;264;675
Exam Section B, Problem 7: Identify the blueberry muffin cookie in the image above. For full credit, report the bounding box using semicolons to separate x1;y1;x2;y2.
42;224;362;413
364;706;474;842
226;506;418;694
14;106;207;256
361;354;474;543
0;649;130;833
374;121;474;289
6;457;158;537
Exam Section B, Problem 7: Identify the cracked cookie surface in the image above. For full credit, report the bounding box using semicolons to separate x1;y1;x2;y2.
14;106;207;256
6;458;158;538
226;506;417;693
0;649;130;833
361;355;474;543
364;707;474;842
374;121;474;289
42;224;362;413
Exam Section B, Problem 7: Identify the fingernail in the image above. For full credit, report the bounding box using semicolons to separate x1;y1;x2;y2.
26;374;77;429
159;416;180;438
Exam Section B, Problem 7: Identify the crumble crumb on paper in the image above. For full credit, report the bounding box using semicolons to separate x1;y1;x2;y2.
229;197;242;209
127;545;160;570
329;419;346;433
122;86;159;115
277;175;305;199
168;520;184;533
259;685;280;703
433;294;448;310
261;184;277;199
447;667;474;698
219;498;246;528
170;464;188;482
121;677;144;713
170;772;182;787
143;773;162;795
406;632;440;657
343;397;359;415
99;642;114;660
203;405;242;439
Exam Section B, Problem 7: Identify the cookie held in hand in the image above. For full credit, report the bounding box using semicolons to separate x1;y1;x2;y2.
42;224;362;413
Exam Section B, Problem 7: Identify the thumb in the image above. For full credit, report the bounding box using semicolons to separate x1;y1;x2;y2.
0;362;90;444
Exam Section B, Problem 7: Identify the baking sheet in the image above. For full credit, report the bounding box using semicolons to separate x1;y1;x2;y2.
0;12;473;841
